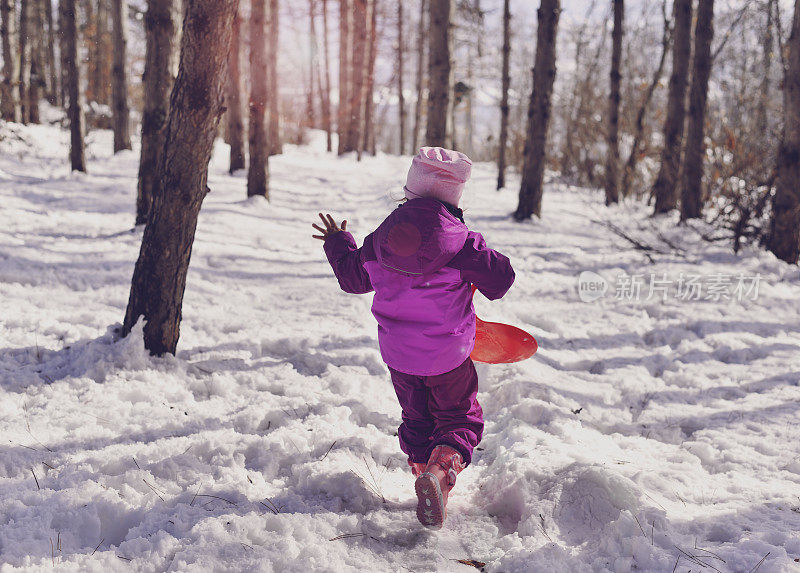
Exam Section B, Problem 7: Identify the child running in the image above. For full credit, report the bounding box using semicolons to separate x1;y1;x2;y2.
312;147;515;529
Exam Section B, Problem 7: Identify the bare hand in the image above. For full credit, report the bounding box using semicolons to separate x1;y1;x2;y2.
312;213;347;240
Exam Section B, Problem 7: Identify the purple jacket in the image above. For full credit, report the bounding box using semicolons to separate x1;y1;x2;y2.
324;198;515;376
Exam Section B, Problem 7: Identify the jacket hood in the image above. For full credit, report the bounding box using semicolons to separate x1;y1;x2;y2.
373;198;468;276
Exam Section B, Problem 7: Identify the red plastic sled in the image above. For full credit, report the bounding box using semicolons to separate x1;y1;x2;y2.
470;286;538;364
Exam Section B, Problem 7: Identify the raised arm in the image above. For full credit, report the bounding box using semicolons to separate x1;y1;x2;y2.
448;231;515;300
313;213;373;295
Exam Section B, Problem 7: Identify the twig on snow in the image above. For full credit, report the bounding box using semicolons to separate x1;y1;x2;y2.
329;532;377;542
259;498;282;515
673;544;722;572
189;483;202;506
92;538;105;555
319;440;337;462
749;552;770;573
539;514;553;542
194;494;237;505
142;479;165;502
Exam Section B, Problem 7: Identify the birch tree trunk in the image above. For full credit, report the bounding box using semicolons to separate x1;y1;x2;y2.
496;0;511;190
680;0;714;220
514;0;560;220
1;0;19;121
603;0;623;205
111;0;131;151
425;0;451;147
768;0;800;264
248;0;269;198
137;0;179;225
397;0;406;154
122;0;239;355
62;0;85;171
412;0;426;152
227;5;245;173
651;0;692;214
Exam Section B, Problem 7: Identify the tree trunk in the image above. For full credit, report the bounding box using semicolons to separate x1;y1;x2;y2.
308;0;318;130
45;0;58;104
397;0;405;154
321;0;333;151
425;0;451;147
136;0;179;225
465;0;482;157
362;0;377;156
248;0;269;197
227;5;245;173
680;0;714;220
768;0;800;264
89;0;101;103
603;0;623;205
345;0;366;153
622;0;670;197
514;0;560;220
81;0;93;102
756;0;775;137
1;0;19;121
337;0;350;154
111;0;131;151
267;0;281;155
91;0;110;105
19;0;29;123
27;0;44;123
412;0;426;152
58;0;67;107
62;0;85;171
496;0;510;189
651;0;692;215
122;0;238;355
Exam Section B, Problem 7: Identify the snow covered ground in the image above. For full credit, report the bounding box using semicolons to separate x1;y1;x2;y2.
1;121;800;573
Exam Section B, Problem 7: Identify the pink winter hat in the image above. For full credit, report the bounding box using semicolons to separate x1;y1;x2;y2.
404;147;472;207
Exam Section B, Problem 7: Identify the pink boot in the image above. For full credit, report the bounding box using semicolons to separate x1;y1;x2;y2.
408;459;427;478
414;445;465;529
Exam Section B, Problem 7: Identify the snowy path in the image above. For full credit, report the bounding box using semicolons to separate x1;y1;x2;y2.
1;125;800;572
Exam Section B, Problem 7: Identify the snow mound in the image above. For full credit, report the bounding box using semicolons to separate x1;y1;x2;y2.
2;120;800;571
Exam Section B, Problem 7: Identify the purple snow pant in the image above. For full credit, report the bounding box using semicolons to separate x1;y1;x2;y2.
389;357;483;466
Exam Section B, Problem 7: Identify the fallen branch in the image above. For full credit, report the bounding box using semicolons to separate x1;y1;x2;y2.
594;220;663;263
